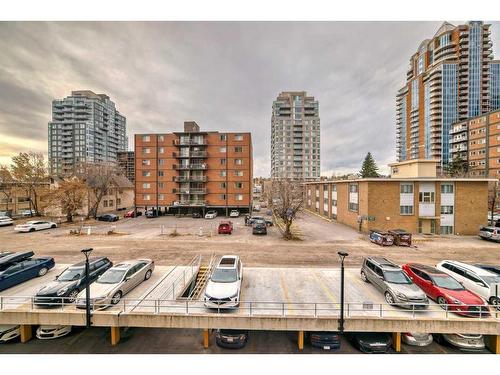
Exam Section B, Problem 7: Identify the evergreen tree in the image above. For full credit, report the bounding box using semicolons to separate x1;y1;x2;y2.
443;155;468;177
359;152;380;178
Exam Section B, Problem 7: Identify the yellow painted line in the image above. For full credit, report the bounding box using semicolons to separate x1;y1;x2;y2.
279;269;295;314
312;270;337;305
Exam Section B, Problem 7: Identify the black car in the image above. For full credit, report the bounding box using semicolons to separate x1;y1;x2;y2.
247;216;273;226
308;331;341;350
97;214;119;222
348;332;392;353
192;212;202;218
145;209;160;218
215;329;249;349
0;251;55;291
474;264;500;275
34;257;113;306
252;221;267;235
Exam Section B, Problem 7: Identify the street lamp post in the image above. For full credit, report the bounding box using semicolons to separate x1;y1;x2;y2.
81;248;93;329
338;251;349;334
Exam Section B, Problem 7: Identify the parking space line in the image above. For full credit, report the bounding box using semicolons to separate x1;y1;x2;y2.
279;269;295;314
312;270;337;304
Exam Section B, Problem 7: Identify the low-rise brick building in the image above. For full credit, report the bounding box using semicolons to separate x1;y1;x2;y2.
304;159;493;235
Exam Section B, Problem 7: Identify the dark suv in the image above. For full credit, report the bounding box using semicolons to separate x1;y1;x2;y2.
34;257;112;306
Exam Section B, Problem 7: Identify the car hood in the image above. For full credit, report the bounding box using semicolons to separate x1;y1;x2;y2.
37;280;76;295
78;282;118;299
205;280;238;299
444;289;485;304
388;283;426;298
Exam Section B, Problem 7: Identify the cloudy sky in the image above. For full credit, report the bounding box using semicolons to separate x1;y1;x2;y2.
0;21;499;177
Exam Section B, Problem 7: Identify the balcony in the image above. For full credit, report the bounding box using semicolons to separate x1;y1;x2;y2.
174;176;207;183
173;188;207;195
174;139;208;146
173;151;207;158
173;164;207;170
176;200;206;206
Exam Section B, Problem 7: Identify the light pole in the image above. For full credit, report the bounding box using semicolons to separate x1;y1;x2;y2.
81;248;93;329
338;251;349;334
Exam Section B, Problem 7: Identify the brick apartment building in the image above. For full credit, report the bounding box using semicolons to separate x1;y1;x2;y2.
117;151;135;183
304;159;493;235
134;121;252;215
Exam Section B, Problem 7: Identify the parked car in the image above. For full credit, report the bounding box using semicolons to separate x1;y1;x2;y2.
436;260;500;308
218;221;233;235
20;209;35;217
308;331;341;350
76;259;154;309
0;217;14;227
348;332;392;353
192;211;202;219
475;264;500;276
402;263;490;317
402;332;433;347
96;214;119;222
34;257;113;306
252;221;267;235
124;210;142;218
204;255;243;309
478;226;500;242
145;209;161;218
247;216;273;226
215;329;249;349
229;210;240;218
369;230;394;246
36;325;72;340
205;210;218;219
0;251;55;291
0;325;20;343
265;209;273;216
361;257;428;308
0;211;12;218
434;333;485;351
388;229;412;246
14;220;57;233
253;205;260;212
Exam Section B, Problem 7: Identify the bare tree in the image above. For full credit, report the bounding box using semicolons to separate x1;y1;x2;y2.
80;163;119;219
271;179;304;240
48;178;87;222
10;152;48;216
0;165;14;213
488;181;499;226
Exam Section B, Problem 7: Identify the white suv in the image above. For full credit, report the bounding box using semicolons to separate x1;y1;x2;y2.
436;260;500;307
204;255;243;309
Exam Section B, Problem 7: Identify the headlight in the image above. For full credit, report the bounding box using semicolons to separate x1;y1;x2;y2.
395;291;407;300
229;292;239;299
449;297;464;305
57;288;68;296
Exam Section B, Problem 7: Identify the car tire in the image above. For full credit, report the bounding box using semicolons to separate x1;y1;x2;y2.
437;296;448;308
384;292;395;305
360;271;369;283
29;228;35;232
489;296;500;309
111;291;122;304
51;224;56;229
144;269;152;280
38;267;48;277
67;289;79;303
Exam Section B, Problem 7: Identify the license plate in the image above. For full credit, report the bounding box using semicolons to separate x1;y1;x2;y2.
323;346;330;350
467;340;476;345
227;337;233;342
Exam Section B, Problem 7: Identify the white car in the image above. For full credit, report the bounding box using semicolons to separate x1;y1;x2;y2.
0;325;20;343
205;210;218;219
14;220;57;233
437;260;500;307
20;209;35;217
229;210;240;218
0;217;14;227
204;255;243;309
36;325;72;339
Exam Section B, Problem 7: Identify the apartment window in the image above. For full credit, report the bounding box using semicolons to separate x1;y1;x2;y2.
419;192;435;203
103;200;108;208
234;134;243;141
234;182;243;189
234;146;243;153
236;194;243;201
234;170;243;177
220;182;227;188
142;183;151;189
441;206;454;215
349;184;358;193
220;134;227;141
142;135;150;142
440;226;454;235
142;171;151;177
158;135;164;142
159;194;165;200
143;194;151;201
116;198;121;206
219;147;227;153
348;203;359;212
142;147;151;154
400;206;414;215
332;200;337;207
220;170;227;177
158;147;164;154
332;184;337;192
219;194;226;200
400;183;414;194
441;183;453;194
142;160;150;166
158;159;165;166
220;159;226;165
158;171;164;177
234;159;243;165
158;182;165;189
108;200;114;207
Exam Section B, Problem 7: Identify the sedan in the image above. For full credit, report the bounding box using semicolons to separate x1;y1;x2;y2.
348;332;392;353
0;252;55;291
205;210;218;219
402;263;490;317
35;257;113;306
308;331;341;350
218;221;233;235
124;210;142;218
14;220;57;233
229;210;240;218
0;217;14;227
434;333;485;351
96;214;119;222
402;332;433;347
36;325;72;340
76;259;154;309
215;329;249;349
0;325;20;343
252;221;267;235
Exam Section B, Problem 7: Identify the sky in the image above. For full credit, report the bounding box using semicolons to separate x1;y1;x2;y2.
0;21;499;177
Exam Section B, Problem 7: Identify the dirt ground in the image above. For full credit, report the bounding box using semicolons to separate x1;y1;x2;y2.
1;211;498;268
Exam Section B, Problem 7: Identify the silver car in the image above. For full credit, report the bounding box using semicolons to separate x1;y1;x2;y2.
76;259;154;309
436;333;485;351
361;257;429;309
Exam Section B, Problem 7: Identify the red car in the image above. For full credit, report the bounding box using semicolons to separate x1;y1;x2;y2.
218;221;233;235
124;210;142;218
402;263;489;317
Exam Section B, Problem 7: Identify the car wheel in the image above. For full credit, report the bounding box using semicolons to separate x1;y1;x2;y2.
51;224;56;229
384;292;395;305
29;228;35;232
144;269;152;280
67;289;79;303
489;296;500;309
437;296;448;308
360;271;369;283
111;291;122;304
38;267;48;277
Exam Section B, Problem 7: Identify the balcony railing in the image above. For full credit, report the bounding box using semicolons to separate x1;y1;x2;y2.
173;188;207;195
177;200;206;206
172;151;207;158
174;139;208;146
174;176;207;182
173;164;208;170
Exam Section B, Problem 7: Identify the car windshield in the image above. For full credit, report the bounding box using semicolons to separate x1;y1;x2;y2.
482;276;500;285
58;267;84;281
97;269;126;284
430;275;465;290
383;271;412;284
211;268;238;283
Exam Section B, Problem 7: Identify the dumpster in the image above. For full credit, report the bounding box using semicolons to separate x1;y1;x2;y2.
369;229;394;246
388;229;412;247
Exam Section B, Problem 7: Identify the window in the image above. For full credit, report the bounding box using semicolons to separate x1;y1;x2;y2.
142;171;151;177
142;147;151;154
159;194;165;200
158;182;164;189
103;200;108;207
220;182;226;188
400;206;414;215
142;135;150;142
220;134;227;141
349;184;358;193
441;205;454;214
234;159;243;165
441;183;453;194
236;194;243;201
234;146;243;153
142;160;150;166
158;147;164;154
220;159;226;165
349;203;359;212
234;182;243;189
108;200;113;206
158;135;164;142
332;184;337;192
158;159;165;166
158;171;164;177
143;194;151;201
400;183;413;194
332;200;337;207
234;170;243;176
220;170;227;177
419;192;435;203
234;134;243;141
219;194;226;200
142;183;151;189
219;147;227;153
